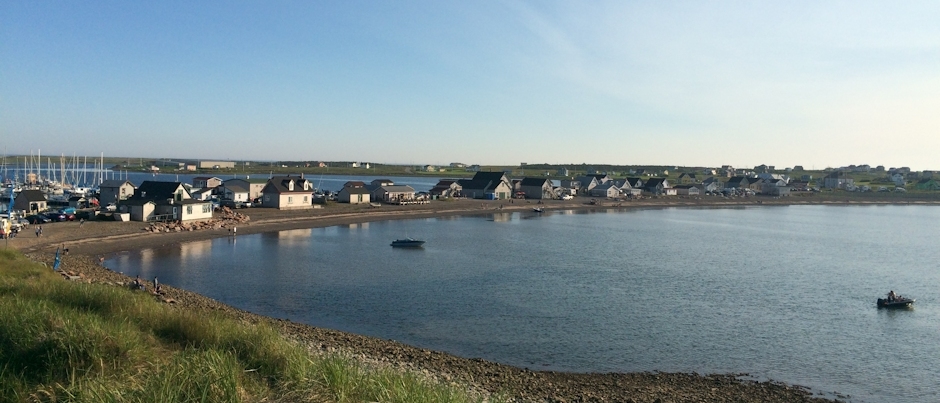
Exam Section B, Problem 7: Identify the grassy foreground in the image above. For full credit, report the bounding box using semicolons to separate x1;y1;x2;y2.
0;249;491;403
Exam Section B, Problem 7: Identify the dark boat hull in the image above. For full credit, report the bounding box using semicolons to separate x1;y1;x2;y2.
391;239;425;247
877;298;914;308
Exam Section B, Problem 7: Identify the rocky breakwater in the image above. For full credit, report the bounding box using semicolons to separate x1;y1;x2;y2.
144;207;249;233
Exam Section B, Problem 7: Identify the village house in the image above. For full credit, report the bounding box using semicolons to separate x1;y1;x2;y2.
192;176;223;189
121;181;213;222
678;173;698;183
220;183;251;203
260;176;314;210
458;171;513;200
429;179;462;198
590;182;621;198
370;184;416;204
701;177;722;192
724;176;750;189
574;176;600;194
559;179;581;196
518;178;555;199
99;179;136;206
642;178;670;195
761;180;791;196
223;177;269;200
673;184;701;196
13;190;48;214
338;181;372;204
822;172;854;189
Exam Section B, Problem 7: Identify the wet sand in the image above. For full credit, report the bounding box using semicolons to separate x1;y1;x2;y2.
9;197;877;402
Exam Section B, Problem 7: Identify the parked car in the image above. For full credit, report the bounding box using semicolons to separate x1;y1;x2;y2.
44;212;68;222
26;214;52;224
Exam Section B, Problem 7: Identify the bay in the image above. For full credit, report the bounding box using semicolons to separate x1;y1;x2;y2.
106;205;940;402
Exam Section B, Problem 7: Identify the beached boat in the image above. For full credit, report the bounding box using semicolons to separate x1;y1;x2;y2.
532;207;544;213
877;295;915;309
391;238;425;248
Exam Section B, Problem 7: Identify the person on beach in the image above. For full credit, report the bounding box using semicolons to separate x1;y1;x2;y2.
153;277;159;291
79;218;85;227
35;227;40;237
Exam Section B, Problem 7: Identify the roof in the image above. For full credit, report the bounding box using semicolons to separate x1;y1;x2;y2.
519;177;551;186
15;189;46;202
193;176;220;181
625;178;643;187
343;181;366;188
133;181;188;201
341;186;370;195
472;171;508;183
225;177;270;184
458;179;493;191
262;176;313;194
223;184;248;193
100;179;134;188
643;178;666;188
375;185;416;193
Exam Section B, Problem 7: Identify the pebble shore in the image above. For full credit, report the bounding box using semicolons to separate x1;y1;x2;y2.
12;198;857;402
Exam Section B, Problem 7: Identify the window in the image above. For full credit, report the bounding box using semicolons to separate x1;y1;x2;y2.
186;206;193;214
288;196;293;204
303;196;308;203
202;204;210;213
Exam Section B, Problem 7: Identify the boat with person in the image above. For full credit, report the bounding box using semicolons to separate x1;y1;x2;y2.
390;238;425;248
877;290;914;308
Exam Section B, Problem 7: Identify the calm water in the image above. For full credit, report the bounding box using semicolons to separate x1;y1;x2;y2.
106;205;940;402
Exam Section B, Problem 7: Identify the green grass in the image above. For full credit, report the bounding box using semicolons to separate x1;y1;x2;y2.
0;249;494;403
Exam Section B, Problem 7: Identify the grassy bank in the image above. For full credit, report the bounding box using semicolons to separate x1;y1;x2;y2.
0;249;492;403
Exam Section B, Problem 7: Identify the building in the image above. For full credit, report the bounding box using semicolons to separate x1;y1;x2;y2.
429;180;462;198
223;177;269;200
13;190;48;214
370;185;416;204
260;176;314;210
518;178;555;199
99;180;136;205
192;176;223;189
458;171;513;200
121;181;213;222
338;183;372;204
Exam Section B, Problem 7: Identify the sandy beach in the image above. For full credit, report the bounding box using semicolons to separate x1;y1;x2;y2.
9;196;890;402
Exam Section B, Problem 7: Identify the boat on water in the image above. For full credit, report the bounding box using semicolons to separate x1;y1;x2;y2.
532;207;544;213
390;238;425;248
878;291;914;308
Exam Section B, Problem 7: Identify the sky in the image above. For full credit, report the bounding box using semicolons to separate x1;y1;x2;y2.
2;1;938;170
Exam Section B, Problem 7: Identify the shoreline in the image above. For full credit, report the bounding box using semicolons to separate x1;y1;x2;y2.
9;197;908;401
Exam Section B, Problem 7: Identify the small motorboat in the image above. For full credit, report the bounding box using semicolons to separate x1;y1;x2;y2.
532;207;544;213
390;238;425;248
877;292;915;309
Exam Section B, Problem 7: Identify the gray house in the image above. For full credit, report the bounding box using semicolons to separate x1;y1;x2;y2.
459;171;513;200
99;179;136;206
518;178;555;199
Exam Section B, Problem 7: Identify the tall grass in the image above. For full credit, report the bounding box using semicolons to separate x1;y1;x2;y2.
0;249;494;403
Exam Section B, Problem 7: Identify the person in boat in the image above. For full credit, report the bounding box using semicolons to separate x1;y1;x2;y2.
887;290;897;302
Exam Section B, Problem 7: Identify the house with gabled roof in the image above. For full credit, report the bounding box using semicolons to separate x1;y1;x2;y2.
221;183;250;203
624;177;644;189
122;181;213;222
13;190;47;214
673;184;701;196
701;177;723;192
224;177;269;200
371;185;416;204
260;176;314;210
519;177;555;199
429;179;461;198
459;171;513;199
725;176;750;189
192;176;223;189
339;184;371;204
99;179;136;205
642;178;669;195
590;182;621;198
574;176;600;195
678;173;698;183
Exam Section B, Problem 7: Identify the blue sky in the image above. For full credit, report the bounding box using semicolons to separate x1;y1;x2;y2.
2;1;938;170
